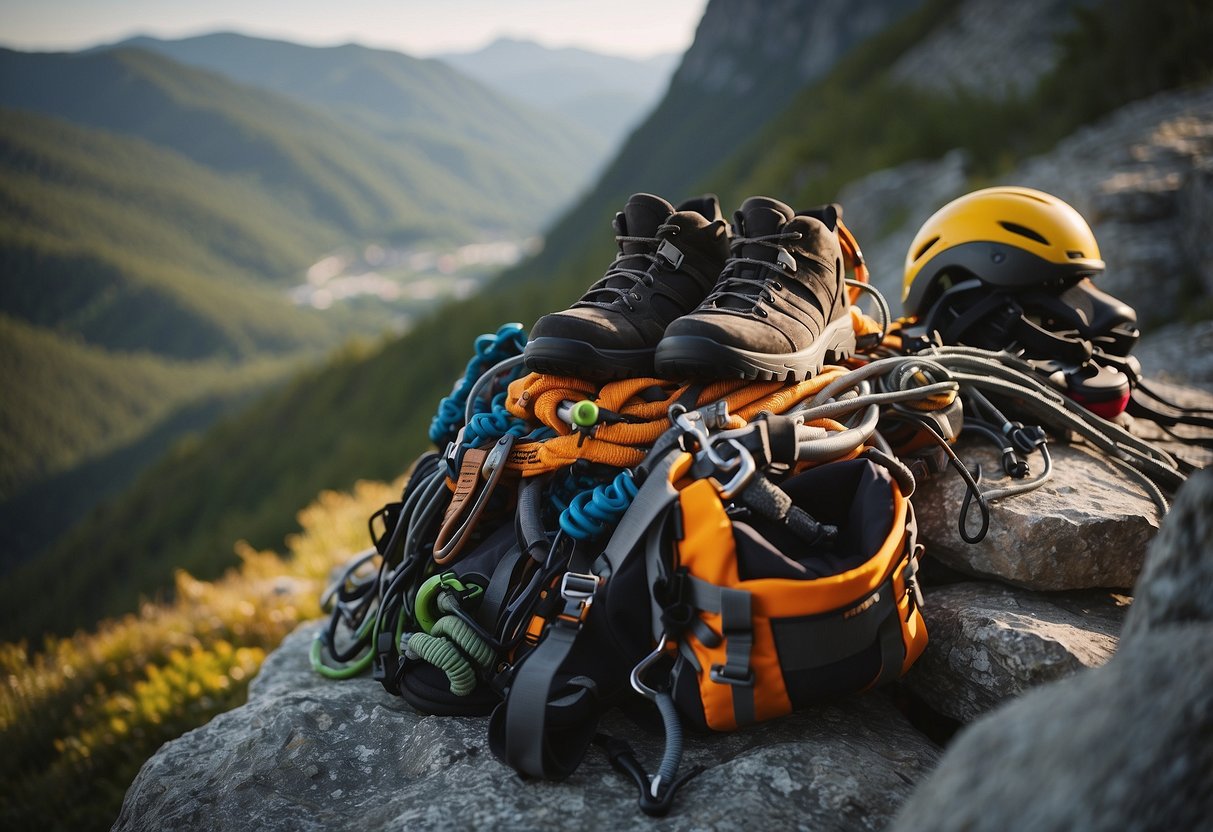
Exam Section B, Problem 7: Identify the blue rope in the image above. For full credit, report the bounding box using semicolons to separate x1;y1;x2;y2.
559;470;639;540
463;392;556;447
429;323;528;446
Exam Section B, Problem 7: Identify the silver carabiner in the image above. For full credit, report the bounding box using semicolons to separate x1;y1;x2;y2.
630;635;669;700
709;438;756;499
673;409;712;453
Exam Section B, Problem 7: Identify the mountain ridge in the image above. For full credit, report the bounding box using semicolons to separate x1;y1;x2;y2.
436;36;679;146
104;32;609;218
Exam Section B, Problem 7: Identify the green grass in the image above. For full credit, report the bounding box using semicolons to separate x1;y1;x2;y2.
0;477;397;831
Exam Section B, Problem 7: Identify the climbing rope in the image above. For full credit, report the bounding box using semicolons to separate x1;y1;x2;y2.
430;322;528;446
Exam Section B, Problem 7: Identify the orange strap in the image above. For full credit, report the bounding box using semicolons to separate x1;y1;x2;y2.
837;218;868;304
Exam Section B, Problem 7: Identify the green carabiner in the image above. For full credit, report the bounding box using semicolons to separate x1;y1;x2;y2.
414;571;484;633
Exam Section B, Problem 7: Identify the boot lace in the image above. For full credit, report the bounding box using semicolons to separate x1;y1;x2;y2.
702;231;803;318
575;223;681;313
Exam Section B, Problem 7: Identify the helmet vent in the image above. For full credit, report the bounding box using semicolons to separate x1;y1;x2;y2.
914;236;941;261
1066;250;1087;259
999;221;1049;245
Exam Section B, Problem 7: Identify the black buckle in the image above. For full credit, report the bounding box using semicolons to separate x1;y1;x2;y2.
709;663;754;686
656;239;684;269
903;545;926;617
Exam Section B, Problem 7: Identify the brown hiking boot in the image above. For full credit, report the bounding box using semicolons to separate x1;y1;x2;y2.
655;196;855;380
523;193;730;379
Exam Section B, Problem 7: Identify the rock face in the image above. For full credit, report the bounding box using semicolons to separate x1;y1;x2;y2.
903;583;1124;722
1012;86;1213;324
892;469;1213;832
912;439;1164;591
115;623;942;832
889;0;1094;100
679;0;924;95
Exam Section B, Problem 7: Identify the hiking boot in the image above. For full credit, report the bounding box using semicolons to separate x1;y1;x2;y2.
523;193;730;379
654;196;855;381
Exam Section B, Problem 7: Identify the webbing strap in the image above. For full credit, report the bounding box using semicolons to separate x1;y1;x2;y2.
874;602;907;688
601;447;686;577
498;619;597;779
645;513;672;640
715;588;754;725
476;543;526;632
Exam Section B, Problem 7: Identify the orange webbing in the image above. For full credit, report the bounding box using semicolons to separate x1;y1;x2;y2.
850;307;884;342
837;218;868;304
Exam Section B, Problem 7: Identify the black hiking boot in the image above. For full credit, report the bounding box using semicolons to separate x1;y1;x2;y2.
654;196;855;381
523;193;730;379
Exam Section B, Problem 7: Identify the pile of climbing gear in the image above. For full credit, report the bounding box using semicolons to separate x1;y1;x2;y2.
312;188;1207;817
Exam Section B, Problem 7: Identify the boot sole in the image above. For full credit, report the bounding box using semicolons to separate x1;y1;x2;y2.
523;337;655;379
654;316;857;381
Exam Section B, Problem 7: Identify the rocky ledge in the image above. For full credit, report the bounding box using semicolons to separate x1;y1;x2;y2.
115;424;1212;831
113;622;940;832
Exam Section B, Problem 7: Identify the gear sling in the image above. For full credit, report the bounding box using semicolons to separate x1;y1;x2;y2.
490;405;928;814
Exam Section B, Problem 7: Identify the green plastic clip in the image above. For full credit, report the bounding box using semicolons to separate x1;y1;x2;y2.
414;572;484;633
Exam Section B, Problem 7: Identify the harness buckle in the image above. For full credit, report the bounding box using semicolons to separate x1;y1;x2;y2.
709;663;754;686
556;571;599;627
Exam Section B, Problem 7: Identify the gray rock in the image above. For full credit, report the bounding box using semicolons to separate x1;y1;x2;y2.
913;439;1163;590
115;622;942;832
903;582;1125;722
1135;322;1213;392
836;150;971;303
679;0;924;96
893;627;1213;832
979;85;1213;324
1122;466;1213;641
892;469;1213;832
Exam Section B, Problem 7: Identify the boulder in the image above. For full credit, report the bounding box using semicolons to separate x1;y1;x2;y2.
902;582;1124;723
115;622;943;832
1120;465;1213;640
912;439;1163;591
892;469;1213;832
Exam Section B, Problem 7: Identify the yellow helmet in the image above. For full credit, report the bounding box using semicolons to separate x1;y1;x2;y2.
902;186;1105;318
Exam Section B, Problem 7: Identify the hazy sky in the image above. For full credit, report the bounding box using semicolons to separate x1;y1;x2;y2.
0;0;710;58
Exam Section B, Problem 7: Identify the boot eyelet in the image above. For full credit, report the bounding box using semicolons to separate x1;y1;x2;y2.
755;308;769;318
770;281;783;291
630;291;641;301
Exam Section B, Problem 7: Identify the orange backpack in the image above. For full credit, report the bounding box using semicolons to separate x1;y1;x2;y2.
492;408;928;814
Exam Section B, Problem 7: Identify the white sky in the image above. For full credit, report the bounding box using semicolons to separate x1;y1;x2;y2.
0;0;710;58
